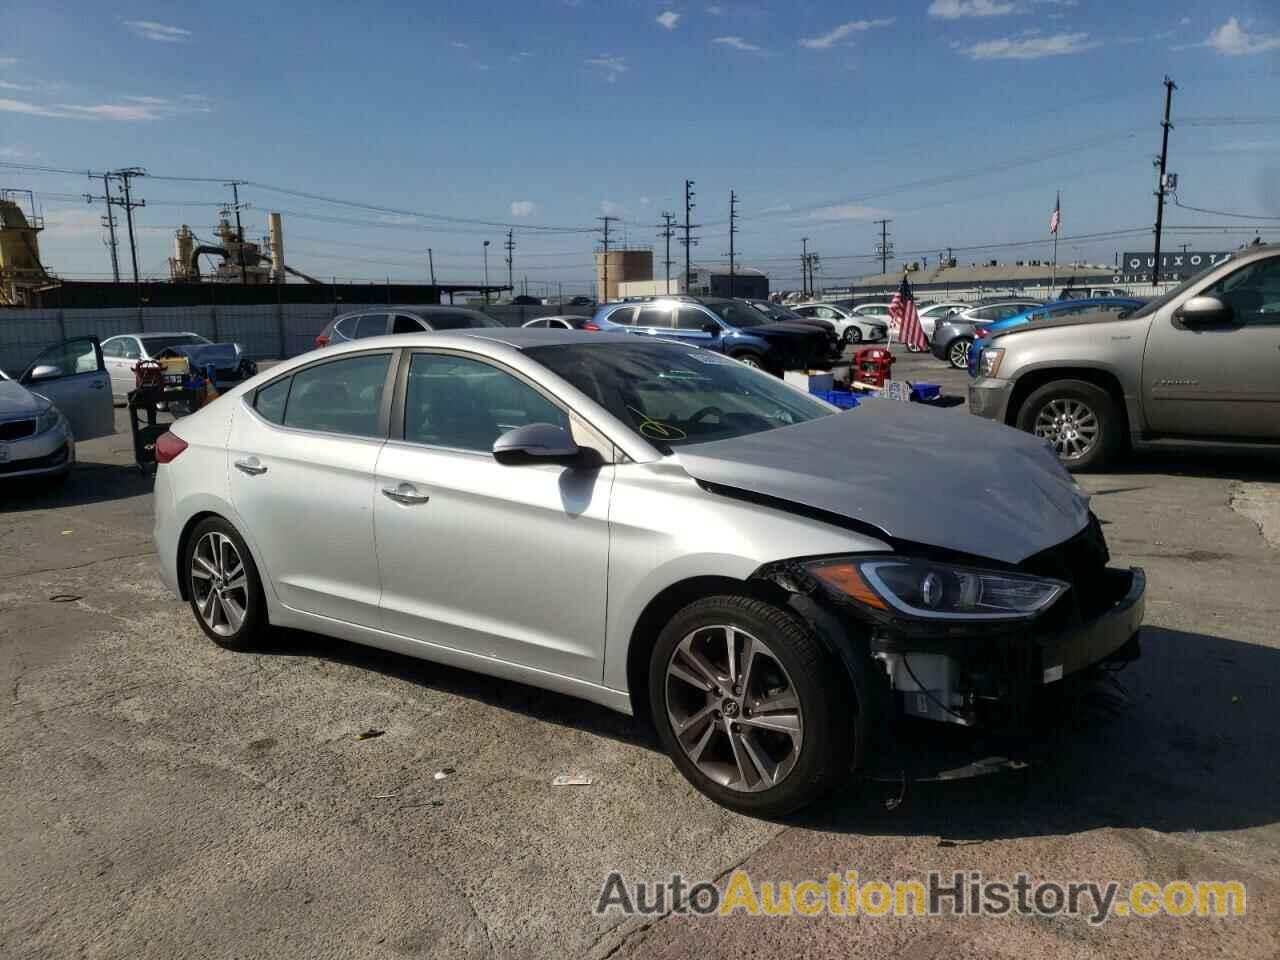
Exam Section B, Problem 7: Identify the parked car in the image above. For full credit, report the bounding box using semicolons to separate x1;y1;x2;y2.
154;329;1145;815
521;315;607;331
316;305;503;349
1058;286;1128;301
510;295;543;306
744;299;839;339
0;336;114;483
594;297;835;373
102;331;257;404
917;302;969;340
930;300;1042;369
969;244;1280;470
567;296;595;307
967;298;1146;377
851;303;892;320
790;302;889;346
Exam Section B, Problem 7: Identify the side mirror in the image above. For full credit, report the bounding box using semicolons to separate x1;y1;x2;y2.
1176;295;1232;328
493;422;589;467
26;364;63;382
702;322;722;336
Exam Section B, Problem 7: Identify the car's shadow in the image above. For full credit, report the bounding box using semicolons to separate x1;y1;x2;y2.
1110;449;1280;482
1;461;153;512
261;625;1280;839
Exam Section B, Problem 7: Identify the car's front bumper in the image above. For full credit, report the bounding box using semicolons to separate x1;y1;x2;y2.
967;376;1015;422
0;425;74;479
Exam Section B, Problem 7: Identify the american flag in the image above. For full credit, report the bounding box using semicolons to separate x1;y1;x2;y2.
889;273;928;352
1049;192;1061;235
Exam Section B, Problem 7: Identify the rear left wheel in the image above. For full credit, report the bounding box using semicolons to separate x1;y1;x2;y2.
843;326;862;346
649;594;854;816
184;516;269;651
947;337;973;370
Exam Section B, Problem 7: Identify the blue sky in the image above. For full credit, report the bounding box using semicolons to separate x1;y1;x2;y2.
3;1;1280;292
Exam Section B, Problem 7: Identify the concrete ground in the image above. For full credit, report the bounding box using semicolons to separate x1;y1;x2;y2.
1;352;1278;959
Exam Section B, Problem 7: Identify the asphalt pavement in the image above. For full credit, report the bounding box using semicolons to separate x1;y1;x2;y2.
1;351;1278;959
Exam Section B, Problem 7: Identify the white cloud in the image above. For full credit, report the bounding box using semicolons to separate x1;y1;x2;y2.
958;31;1100;59
639;196;651;206
377;214;418;225
586;54;628;82
0;57;17;66
510;200;538;217
707;4;724;13
656;11;681;30
800;19;893;50
1206;17;1280;56
451;41;470;49
808;203;891;222
928;0;1017;19
713;35;767;53
123;20;191;42
1179;16;1191;25
122;95;169;105
0;97;65;118
55;102;165;121
600;200;626;216
0;80;33;91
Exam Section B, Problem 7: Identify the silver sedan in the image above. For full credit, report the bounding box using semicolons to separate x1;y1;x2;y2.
153;330;1144;815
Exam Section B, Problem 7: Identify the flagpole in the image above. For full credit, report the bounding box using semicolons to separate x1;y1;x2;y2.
1050;190;1059;296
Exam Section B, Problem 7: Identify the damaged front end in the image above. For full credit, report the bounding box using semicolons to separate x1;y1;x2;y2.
752;515;1145;779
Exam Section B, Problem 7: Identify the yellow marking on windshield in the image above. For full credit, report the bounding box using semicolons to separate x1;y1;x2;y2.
628;406;687;440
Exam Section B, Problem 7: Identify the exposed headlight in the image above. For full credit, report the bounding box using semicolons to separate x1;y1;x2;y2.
35;406;64;435
978;347;1005;378
805;556;1067;621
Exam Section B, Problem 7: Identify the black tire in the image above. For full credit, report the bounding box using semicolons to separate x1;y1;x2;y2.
183;516;270;651
648;594;855;817
729;351;764;370
843;326;862;345
946;337;973;370
1016;379;1124;472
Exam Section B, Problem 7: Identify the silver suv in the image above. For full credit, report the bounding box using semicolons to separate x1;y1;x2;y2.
316;305;502;348
969;244;1280;470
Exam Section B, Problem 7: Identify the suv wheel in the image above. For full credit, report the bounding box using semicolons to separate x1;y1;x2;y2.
730;351;762;369
1017;379;1123;472
947;337;973;369
649;595;854;816
184;516;269;650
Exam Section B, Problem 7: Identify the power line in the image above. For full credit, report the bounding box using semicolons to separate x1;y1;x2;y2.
1170;197;1280;221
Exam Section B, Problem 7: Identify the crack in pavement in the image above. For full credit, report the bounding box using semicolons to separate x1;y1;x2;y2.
0;549;156;583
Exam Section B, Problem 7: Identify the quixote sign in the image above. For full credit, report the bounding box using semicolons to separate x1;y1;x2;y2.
1117;251;1231;282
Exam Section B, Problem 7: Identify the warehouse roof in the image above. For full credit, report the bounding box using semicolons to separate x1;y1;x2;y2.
851;262;1116;290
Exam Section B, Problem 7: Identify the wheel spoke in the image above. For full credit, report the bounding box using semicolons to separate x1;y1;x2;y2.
192;557;218;580
737;634;758;694
224;573;247;592
687;719;717;765
739;710;801;737
668;659;714;694
726;726;757;789
221;594;246;631
753;687;799;714
676;641;724;690
672;701;718;740
737;730;780;787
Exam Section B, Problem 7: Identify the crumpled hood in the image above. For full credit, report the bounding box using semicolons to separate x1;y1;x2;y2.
156;342;238;369
674;400;1090;564
0;379;48;418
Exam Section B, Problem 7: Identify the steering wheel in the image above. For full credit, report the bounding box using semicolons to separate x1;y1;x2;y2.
689;406;725;424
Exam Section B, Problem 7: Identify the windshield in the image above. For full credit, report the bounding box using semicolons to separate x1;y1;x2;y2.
526;341;834;453
705;301;769;328
752;301;804;322
1128;257;1231;319
141;334;211;354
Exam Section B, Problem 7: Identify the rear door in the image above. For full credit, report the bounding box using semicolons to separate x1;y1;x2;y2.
1143;254;1280;438
632;303;676;339
226;350;397;624
374;350;611;682
19;337;113;440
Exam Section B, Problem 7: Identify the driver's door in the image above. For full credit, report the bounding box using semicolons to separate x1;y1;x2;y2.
20;337;113;441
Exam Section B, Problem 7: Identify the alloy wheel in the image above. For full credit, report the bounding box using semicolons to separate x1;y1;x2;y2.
736;355;762;369
844;328;862;345
948;339;971;369
664;625;804;793
190;531;249;637
1034;397;1099;461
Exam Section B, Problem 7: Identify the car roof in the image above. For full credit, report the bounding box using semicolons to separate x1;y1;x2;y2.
335;304;488;318
106;330;203;339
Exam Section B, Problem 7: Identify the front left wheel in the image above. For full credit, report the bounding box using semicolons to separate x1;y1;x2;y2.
183;516;269;651
649;594;855;817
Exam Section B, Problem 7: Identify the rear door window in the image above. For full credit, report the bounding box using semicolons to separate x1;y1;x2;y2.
607;306;637;326
392;314;428;334
354;314;389;338
282;353;391;438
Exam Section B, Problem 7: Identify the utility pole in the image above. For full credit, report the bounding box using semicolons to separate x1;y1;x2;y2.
874;218;893;274
597;216;618;301
681;179;701;292
483;240;491;303
725;190;739;298
657;212;676;295
109;168;146;287
84;173;121;282
1152;75;1176;284
427;248;436;284
801;237;810;299
504;229;515;292
225;180;249;283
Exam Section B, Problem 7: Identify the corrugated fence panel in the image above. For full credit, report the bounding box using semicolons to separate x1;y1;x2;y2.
210;305;283;360
283;304;341;359
0;309;64;376
62;308;149;344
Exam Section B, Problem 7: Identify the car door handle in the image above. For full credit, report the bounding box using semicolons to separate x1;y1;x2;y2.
234;457;268;476
91;381;106;389
382;482;429;505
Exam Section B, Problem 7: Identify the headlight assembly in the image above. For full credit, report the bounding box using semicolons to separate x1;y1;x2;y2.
978;347;1005;378
34;406;64;435
806;556;1066;621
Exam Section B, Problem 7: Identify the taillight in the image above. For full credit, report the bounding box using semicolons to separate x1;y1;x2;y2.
315;334;330;348
583;322;601;332
974;327;989;338
154;431;188;464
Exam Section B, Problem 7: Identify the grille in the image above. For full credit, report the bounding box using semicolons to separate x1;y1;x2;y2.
0;418;36;442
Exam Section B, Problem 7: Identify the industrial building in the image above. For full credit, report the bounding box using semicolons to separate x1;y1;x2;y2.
846;259;1128;298
614;263;770;300
0;190;49;306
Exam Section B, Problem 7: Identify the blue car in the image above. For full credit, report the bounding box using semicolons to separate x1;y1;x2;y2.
968;297;1146;377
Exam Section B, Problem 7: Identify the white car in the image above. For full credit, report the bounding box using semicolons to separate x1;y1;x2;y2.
918;302;969;340
102;331;254;405
789;303;888;346
0;336;115;482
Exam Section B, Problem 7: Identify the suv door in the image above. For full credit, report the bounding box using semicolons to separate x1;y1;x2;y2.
19;337;113;441
673;305;723;350
226;350;397;624
1143;254;1280;439
373;351;611;682
632;303;675;338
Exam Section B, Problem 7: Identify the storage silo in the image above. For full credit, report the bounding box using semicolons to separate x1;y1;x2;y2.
594;247;653;302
